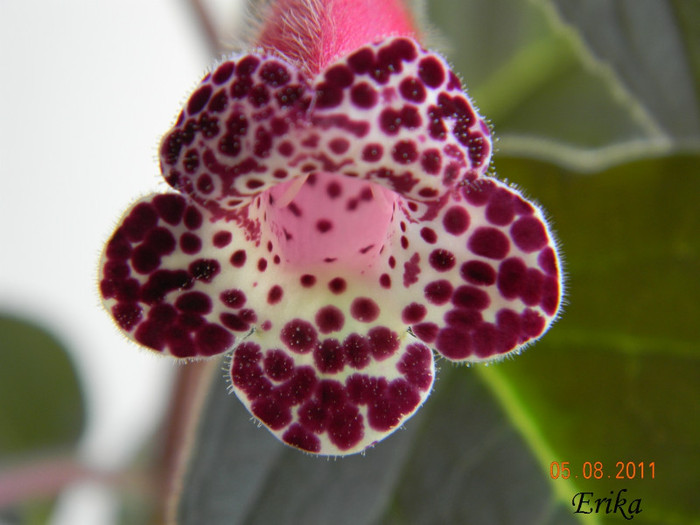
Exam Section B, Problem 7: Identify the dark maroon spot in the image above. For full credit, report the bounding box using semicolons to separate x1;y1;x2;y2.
252;396;292;430
315;305;345;334
329;138;350;154
103;260;129;280
486;187;516;226
140;269;193;304
389;256;396;269
184;206;203;230
144;227;176;255
452;285;490;310
280;319;317;353
131;245;160;274
300;274;316;287
344;333;370;369
401;236;409;249
362;143;383;162
316;219;332;233
148;303;177;325
403;252;421;286
468;227;509;259
379;273;391;289
496;308;521;352
123;202;158;242
183;149;199;174
248;84;270;107
246;178;265;190
175;291;212;314
152;194;185;226
134;320;165;352
220;312;250;332
397;343;433;389
195;174;213;194
392;140;418;164
327;404;364;450
264;349;294;381
187;85;212;115
429;249;456;272
180;233;202;255
463;180;493;206
276;84;305;108
350;297;380;322
399;77;426;102
213;231;232;248
111;303;142;331
189;259;220;282
445;308;482;330
511;216;548;252
267;285;283;305
283;424;321;453
218;133;241;157
236;55;260;76
420;227;437;244
347;374;387;405
326;181;342;198
325;64;354;87
522;309;546;338
435;327;472;359
424;279;453;305
230;249;246;267
368;327;399;359
220;288;246;308
402;303;427;324
521;268;544;306
315;82;343;108
253;128;273;158
461;260;496;285
230;343;266;395
497;257;527;299
328;277;346;294
257;258;268;271
443;206;470;236
350;82;377;108
212;61;234;84
471;322;499;358
348;47;374;73
541;275;560;316
538;247;558;276
112;279;139;302
420;149;441;175
196;323;233;356
314;339;345;373
413;322;438;343
260;60;290;86
418;56;445;88
367;380;420;431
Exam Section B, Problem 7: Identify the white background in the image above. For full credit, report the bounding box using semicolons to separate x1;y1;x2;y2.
1;1;242;522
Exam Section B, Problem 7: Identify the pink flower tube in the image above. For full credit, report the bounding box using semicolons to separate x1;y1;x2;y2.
99;0;563;455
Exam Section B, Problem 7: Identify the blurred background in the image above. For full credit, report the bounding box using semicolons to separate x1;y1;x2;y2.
1;1;698;524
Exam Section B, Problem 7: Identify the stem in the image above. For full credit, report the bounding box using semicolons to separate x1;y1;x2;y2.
188;0;224;57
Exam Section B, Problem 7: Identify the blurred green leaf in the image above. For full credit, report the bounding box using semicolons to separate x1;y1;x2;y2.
177;363;575;525
0;315;85;457
427;0;700;169
485;153;700;524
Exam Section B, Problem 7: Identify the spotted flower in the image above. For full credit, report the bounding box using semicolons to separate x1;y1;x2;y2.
99;0;563;455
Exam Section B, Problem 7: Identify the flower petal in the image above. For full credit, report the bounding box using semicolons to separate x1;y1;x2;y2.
306;37;492;213
387;178;563;362
159;53;313;218
99;193;251;358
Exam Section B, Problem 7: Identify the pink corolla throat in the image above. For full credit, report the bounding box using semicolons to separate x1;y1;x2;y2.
98;0;563;455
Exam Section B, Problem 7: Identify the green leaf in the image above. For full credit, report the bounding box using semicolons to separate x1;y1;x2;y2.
485;153;700;524
0;315;85;457
176;363;574;525
426;0;700;169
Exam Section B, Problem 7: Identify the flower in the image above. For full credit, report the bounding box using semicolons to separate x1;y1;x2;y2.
99;0;563;455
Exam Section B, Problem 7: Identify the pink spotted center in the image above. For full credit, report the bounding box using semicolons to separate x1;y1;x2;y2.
261;172;398;268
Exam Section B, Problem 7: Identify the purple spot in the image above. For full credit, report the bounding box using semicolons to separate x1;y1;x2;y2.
314;338;345;373
123;202;158;242
511;217;548;252
264;349;294;381
315;82;343;108
257;258;268;272
413;322;438;343
443;206;470;236
328;277;347;294
402;303;427;324
196;323;233;356
486;187;515;226
468;227;510;259
418;56;445;88
436;327;472;359
541;276;560;316
260;61;290;86
175;291;212;314
521;268;544;306
538;247;558;276
252;396;292;430
327;404;364;450
283;424;321;453
316;219;333;233
522;309;546;338
497;257;527;299
187;85;212;115
220;312;250;332
362;143;383;162
429;249;456;272
301;274;317;287
220;288;246;308
350;82;377;108
392;140;418;164
397;343;433;389
452;285;490;310
212;61;234;84
267;285;283;305
131;245;160;274
445;308;482;329
350;297;380;322
473;322;499;358
420;149;441;175
180;233;201;255
460;260;496;286
189;259;220;282
111;303;142;331
230;249;247;267
399;77;426;102
184;206;203;230
280;319;317;353
420;227;437;244
424;279;453;305
315;305;345;333
368;327;399;359
213;231;232;248
344;333;370;369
